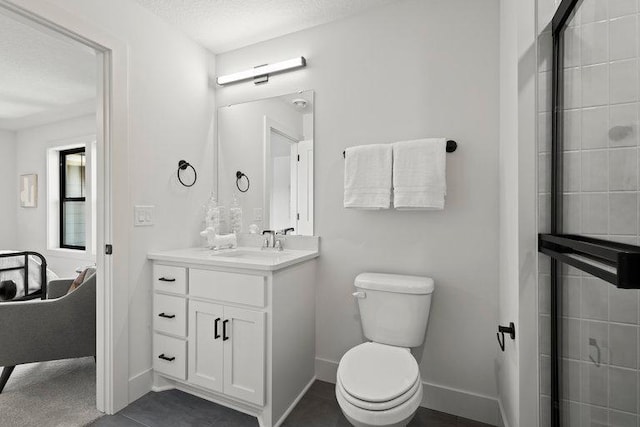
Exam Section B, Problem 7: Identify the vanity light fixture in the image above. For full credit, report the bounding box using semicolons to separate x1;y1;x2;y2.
216;56;307;86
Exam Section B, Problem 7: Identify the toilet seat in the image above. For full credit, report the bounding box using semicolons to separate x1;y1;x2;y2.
337;342;420;403
337;374;421;411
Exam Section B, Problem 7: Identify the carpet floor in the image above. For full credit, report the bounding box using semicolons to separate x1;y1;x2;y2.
0;357;101;427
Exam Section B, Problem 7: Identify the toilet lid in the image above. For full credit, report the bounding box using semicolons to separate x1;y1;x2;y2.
337;342;419;403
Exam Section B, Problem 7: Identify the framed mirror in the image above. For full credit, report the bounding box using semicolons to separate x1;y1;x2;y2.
217;90;314;235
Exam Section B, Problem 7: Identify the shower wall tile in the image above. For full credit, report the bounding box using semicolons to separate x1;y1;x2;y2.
565;109;582;150
609;286;640;324
609;103;638;147
564;359;583;401
581;404;608;426
582;21;610;65
579;0;608;24
608;367;638;412
581;150;609;191
564;317;583;359
610;59;639;104
609;0;636;18
582;64;608;106
609;148;638;190
582;106;609;148
609;324;638;368
607;410;636;427
565;151;582;191
609;16;638;61
581;362;609;406
582;193;609;234
582;277;610;320
609;192;638;234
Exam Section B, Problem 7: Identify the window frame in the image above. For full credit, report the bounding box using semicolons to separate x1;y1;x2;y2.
59;147;87;250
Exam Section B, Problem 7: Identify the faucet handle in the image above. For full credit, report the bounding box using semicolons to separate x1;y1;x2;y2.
262;229;274;235
277;227;295;235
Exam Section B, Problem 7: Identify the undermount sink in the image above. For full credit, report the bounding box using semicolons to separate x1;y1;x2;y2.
211;249;292;260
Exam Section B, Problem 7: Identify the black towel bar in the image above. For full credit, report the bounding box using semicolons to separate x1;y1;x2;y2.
342;140;457;158
538;234;640;289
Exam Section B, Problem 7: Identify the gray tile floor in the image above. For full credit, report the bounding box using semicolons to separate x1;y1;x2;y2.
90;381;495;427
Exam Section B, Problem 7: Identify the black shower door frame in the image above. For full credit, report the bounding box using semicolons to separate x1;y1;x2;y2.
549;1;580;426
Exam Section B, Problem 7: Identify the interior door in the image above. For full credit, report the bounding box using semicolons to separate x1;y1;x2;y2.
222;306;266;405
188;300;224;392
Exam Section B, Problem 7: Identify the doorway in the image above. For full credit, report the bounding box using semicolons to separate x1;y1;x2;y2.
0;0;123;418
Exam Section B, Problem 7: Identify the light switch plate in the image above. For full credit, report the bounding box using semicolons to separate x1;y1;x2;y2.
134;205;154;226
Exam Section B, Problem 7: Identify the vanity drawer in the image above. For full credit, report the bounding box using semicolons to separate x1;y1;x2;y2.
153;293;187;337
153;264;187;294
190;269;265;307
153;334;187;380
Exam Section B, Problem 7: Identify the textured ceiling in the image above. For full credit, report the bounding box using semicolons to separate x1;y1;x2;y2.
0;12;96;129
133;0;398;53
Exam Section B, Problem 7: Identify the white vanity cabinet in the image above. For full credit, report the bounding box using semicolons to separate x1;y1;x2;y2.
188;300;266;405
148;246;318;427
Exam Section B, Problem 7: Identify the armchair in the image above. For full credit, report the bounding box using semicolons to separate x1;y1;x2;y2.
0;269;96;393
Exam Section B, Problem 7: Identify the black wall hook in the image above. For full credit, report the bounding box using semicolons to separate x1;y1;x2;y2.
497;322;516;352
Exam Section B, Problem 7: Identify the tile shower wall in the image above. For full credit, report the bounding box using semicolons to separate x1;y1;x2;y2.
538;0;640;425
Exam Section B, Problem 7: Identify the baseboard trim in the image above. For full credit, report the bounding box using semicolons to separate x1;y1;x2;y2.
497;398;509;427
128;368;153;403
314;357;501;426
274;376;316;427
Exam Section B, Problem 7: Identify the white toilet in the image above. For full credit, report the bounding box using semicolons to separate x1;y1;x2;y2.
336;272;434;427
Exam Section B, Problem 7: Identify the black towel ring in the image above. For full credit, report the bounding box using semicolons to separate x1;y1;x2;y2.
177;160;197;187
236;171;250;192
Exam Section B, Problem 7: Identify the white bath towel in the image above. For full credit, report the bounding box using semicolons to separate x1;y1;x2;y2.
393;138;447;210
344;144;393;209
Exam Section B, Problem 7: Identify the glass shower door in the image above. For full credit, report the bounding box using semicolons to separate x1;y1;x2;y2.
541;0;640;425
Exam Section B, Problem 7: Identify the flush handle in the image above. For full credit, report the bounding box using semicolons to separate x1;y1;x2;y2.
352;291;366;299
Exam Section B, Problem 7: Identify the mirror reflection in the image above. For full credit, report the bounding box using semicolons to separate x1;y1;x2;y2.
217;90;314;235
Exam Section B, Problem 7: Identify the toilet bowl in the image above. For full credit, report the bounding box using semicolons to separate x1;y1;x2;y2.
336;273;433;427
336;342;423;427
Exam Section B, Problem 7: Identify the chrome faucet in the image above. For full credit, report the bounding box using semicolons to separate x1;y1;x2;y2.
261;230;275;249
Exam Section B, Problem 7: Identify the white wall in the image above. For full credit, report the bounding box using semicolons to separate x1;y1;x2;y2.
0;129;17;248
13;114;96;277
12;0;216;406
216;0;501;423
498;0;539;425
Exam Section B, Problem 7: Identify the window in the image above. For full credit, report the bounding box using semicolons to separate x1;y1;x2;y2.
59;147;86;250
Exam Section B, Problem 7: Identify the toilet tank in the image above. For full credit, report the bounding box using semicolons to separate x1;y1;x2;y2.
354;273;434;348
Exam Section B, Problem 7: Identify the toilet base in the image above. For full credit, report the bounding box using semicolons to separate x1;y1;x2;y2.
342;411;416;427
335;382;423;427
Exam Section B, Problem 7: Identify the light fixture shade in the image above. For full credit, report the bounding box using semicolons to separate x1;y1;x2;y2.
216;56;306;86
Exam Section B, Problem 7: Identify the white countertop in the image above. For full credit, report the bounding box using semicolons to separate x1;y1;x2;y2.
147;246;319;271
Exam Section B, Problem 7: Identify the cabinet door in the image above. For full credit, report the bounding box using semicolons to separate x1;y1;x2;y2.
222;306;266;406
188;300;224;392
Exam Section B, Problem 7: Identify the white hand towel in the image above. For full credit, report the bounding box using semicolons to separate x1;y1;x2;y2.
344;144;393;209
393;138;447;210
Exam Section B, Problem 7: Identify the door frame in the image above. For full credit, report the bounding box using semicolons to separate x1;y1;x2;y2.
263;116;302;232
0;0;130;414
